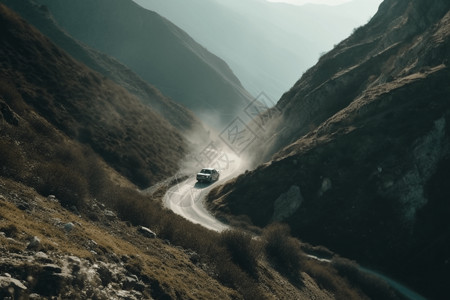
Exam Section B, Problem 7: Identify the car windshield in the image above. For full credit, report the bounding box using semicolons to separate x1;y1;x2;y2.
200;169;212;174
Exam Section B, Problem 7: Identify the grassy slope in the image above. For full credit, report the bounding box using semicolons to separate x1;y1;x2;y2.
0;3;187;188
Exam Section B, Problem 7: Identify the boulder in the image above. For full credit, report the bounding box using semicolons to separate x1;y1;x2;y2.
137;226;156;239
27;236;41;251
272;185;303;222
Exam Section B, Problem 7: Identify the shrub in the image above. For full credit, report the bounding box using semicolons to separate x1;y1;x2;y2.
332;257;401;300
219;230;261;276
214;254;267;299
35;162;88;208
0;139;25;180
303;259;364;300
0;79;27;113
262;223;304;277
1;224;19;238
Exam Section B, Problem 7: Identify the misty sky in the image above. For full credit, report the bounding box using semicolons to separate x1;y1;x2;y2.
268;0;356;5
267;0;383;12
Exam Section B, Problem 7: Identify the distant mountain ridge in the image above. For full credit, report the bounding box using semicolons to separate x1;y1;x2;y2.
0;2;188;188
207;0;450;298
0;0;205;135
34;0;253;128
134;0;382;101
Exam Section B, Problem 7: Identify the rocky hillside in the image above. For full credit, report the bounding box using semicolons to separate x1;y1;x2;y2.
0;3;187;188
207;0;450;299
0;4;404;299
35;0;253;128
0;0;205;134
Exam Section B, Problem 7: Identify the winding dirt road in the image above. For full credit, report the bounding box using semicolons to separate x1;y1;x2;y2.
163;147;427;300
163;147;243;232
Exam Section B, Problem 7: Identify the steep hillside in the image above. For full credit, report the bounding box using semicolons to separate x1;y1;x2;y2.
35;0;252;128
208;0;450;299
134;0;381;101
0;5;406;299
0;3;187;188
0;0;205;134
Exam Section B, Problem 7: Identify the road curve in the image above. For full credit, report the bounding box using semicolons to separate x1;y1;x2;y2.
163;148;427;299
163;148;242;232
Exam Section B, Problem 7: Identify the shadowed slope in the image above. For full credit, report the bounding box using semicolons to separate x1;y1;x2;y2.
208;1;450;298
0;3;187;188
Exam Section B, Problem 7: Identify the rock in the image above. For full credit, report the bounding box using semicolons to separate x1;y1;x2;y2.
318;177;332;196
0;102;20;126
47;195;56;202
384;117;447;223
104;209;116;220
272;185;303;222
64;222;75;232
51;218;62;226
116;289;142;300
137;226;156;238
43;264;62;274
27;236;41;251
68;256;82;267
17;202;30;211
97;264;113;286
35;252;53;264
0;275;27;290
86;239;98;251
70;206;80;215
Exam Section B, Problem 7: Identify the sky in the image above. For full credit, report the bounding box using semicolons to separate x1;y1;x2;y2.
268;0;354;6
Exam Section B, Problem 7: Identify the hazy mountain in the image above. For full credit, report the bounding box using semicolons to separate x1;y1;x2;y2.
0;0;206;135
0;2;188;188
207;0;450;298
33;0;253;129
133;0;382;101
0;3;407;299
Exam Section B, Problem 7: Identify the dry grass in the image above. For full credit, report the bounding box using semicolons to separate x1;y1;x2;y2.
0;178;238;299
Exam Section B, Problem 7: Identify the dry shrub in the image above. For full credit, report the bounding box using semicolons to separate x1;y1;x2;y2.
1;224;19;238
105;186;162;228
214;254;267;299
332;257;401;300
35;162;88;208
219;230;261;276
303;259;364;300
0;79;27;113
101;185;268;299
262;223;304;277
0;139;25;180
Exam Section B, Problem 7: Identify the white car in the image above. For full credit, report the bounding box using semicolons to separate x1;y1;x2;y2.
196;168;220;183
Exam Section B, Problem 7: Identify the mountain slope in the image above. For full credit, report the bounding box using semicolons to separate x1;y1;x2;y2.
0;0;205;134
0;2;187;188
35;0;252;128
134;0;382;101
207;0;450;298
0;4;404;300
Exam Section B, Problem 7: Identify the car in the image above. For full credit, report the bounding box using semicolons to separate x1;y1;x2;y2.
196;168;220;183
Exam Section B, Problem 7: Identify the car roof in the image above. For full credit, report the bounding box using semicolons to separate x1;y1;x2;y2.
201;168;215;171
